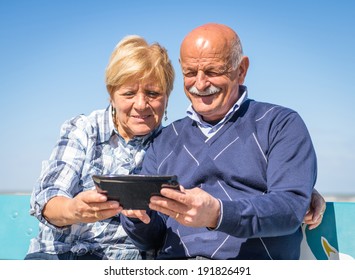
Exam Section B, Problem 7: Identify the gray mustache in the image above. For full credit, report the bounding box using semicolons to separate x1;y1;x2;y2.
188;85;221;96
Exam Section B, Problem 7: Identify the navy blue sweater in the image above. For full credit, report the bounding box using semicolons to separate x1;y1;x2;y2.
121;99;317;259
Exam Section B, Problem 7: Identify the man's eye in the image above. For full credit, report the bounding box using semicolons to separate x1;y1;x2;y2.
205;71;223;77
183;71;197;78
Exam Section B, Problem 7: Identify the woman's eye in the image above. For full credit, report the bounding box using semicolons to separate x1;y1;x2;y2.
147;91;160;98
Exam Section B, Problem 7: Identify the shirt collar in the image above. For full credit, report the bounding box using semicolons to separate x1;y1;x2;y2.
186;85;248;128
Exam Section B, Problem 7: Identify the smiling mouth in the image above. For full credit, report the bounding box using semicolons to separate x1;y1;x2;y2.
131;115;151;120
192;91;216;97
188;85;221;97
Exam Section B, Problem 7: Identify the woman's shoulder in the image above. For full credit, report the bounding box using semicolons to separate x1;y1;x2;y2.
59;108;109;138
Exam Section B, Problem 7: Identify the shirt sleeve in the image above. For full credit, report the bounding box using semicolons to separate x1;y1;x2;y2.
29;115;91;230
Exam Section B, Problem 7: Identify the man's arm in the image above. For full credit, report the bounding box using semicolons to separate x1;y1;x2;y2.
120;210;166;251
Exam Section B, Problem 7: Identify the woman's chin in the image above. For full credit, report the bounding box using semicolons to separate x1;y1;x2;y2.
131;125;155;137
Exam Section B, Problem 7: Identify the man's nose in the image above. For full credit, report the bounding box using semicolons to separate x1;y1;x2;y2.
195;71;211;91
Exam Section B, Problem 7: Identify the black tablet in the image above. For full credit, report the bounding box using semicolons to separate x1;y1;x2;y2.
92;174;179;210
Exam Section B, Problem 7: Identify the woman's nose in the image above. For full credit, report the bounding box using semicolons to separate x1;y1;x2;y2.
134;93;148;110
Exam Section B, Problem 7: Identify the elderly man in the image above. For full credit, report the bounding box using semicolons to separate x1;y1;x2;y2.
121;23;323;259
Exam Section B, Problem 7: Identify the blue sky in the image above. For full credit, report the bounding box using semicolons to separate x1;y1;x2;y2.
1;0;354;196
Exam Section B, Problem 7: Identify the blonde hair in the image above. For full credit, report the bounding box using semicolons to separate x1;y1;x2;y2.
105;35;175;97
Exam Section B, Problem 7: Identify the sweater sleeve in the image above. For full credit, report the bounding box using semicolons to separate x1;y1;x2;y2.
120;211;167;251
217;110;317;238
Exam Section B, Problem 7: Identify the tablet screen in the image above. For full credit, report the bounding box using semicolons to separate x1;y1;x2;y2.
92;174;179;210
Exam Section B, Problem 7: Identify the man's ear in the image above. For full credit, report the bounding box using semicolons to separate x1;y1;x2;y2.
238;56;249;84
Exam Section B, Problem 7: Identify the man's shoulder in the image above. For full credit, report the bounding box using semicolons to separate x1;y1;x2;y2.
247;99;297;120
151;117;190;144
163;117;191;133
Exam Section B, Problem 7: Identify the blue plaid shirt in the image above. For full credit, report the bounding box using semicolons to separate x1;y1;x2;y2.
27;106;158;259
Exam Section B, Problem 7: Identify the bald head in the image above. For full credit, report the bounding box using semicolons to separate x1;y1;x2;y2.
180;23;243;69
178;23;249;123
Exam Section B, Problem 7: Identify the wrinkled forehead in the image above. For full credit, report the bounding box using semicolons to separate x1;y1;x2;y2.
180;39;232;71
180;26;236;66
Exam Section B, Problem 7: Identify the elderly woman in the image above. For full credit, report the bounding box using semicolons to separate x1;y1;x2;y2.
25;35;174;260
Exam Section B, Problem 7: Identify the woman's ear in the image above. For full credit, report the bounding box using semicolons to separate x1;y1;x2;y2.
109;97;115;108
